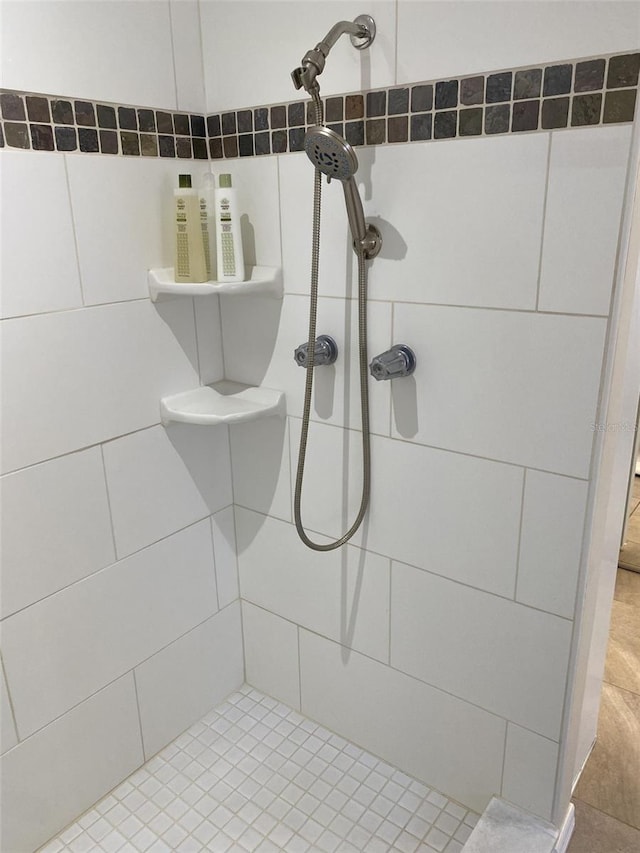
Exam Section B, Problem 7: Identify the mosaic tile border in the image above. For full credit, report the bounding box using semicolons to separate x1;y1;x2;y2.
2;51;638;160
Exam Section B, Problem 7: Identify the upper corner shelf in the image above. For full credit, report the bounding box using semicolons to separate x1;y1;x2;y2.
148;265;282;302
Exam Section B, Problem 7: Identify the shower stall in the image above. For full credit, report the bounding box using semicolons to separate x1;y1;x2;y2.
1;2;639;851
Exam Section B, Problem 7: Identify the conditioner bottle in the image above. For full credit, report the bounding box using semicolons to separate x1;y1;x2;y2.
215;173;245;282
174;173;207;283
200;172;217;282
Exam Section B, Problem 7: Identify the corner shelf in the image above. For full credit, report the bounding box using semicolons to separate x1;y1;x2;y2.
148;265;282;302
160;380;286;427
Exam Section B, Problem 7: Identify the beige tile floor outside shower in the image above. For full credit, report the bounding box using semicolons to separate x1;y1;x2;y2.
39;686;479;853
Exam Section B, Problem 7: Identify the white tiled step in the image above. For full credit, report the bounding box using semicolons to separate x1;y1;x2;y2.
40;685;479;853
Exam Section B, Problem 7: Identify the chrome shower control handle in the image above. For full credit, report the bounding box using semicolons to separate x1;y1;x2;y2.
294;335;338;368
369;345;416;380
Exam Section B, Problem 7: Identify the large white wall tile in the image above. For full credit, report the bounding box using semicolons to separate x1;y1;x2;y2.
243;601;300;709
517;471;589;619
396;1;639;83
0;152;82;319
1;520;217;738
300;629;505;813
502;723;559;821
1;299;200;474
0;674;143;853
1;0;176;107
170;0;206;112
237;508;390;663
231;416;292;521
103;423;232;557
201;0;396;112
212;507;240;608
194;294;225;385
1;666;17;755
136;602;243;759
539;126;633;316
1;448;115;618
363;137;549;310
392;304;607;478
391;561;573;739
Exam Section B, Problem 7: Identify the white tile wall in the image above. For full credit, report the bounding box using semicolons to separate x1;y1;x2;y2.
169;0;207;112
2;520;218;738
231;416;293;521
0;665;18;755
517;471;589;619
392;303;608;478
135;602;244;758
1;299;200;474
299;629;505;814
0;447;115;618
539;126;633;316
102;423;232;557
237;508;391;663
0;674;143;853
390;561;573;739
502;724;560;822
194;294;225;385
242;601;301;709
211;506;240;608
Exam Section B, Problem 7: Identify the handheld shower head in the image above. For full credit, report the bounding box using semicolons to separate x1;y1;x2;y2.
304;125;359;181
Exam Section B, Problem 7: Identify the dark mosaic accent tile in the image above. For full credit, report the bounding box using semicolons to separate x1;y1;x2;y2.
326;97;343;122
327;123;344;137
207;114;221;137
156;111;174;134
177;136;193;158
345;120;364;146
209;137;223;159
270;105;286;129
254;108;268;131
411;84;433;112
190;114;206;137
75;100;95;126
543;64;573;96
603;89;637;123
514;68;542;100
5;122;30;148
26;96;50;123
512;100;539;132
410;113;432;141
460;76;484;106
55;126;77;151
0;123;3;147
255;131;270;155
289;127;305;152
575;59;605;92
139;134;157;156
120;131;139;156
159;135;176;158
97;104;117;129
345;94;364;120
388;116;408;143
307;100;322;124
271;129;287;153
366;90;386;117
486;71;512;103
434;110;457;138
239;133;254;156
99;129;118;154
51;99;73;125
541;97;569;129
607;53;640;89
572;93;602;126
118;106;137;131
138;109;156;132
193;137;208;159
236;109;253;134
288;102;305;127
485;104;510;134
366;119;386;144
79;128;99;153
223;135;238;158
30;123;54;151
459;107;482;136
388;88;409;115
435;80;458;110
174;113;190;136
1;93;26;120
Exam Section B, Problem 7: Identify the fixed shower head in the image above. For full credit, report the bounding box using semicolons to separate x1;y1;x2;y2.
304;125;359;181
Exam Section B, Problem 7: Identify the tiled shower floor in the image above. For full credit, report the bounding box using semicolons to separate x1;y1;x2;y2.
40;686;478;853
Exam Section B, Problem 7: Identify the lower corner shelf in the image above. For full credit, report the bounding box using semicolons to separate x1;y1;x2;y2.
160;381;286;426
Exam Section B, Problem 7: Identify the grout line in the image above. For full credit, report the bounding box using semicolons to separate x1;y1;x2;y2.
99;443;120;562
196;0;209;115
209;514;221;612
62;153;86;307
0;296;151;323
191;296;203;380
394;0;400;87
0;650;21;745
387;558;393;666
499;721;509;797
166;0;180;112
297;625;302;713
512;468;528;602
132;669;147;762
535;132;553;311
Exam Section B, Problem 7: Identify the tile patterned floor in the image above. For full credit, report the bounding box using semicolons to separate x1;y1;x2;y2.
39;686;478;853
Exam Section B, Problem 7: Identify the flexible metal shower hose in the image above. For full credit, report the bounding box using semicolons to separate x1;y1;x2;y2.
293;92;372;551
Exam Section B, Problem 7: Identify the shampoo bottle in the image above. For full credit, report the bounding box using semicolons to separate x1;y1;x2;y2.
174;174;207;283
200;172;218;282
215;173;245;282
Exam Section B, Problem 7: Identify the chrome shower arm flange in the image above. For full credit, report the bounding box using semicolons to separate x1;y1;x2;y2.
355;223;382;260
350;15;376;50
